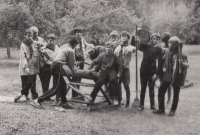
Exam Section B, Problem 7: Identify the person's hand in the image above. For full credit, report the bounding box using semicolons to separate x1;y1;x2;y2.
72;67;78;73
178;59;183;65
116;74;121;79
25;67;30;73
88;66;92;70
152;74;157;82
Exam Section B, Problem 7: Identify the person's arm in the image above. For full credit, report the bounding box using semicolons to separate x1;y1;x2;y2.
88;53;103;70
67;50;76;71
115;55;123;78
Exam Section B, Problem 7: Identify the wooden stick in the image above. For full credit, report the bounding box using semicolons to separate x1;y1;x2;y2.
67;99;91;104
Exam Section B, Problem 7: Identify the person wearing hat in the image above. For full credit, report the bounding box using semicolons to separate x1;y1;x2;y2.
38;34;59;102
14;29;39;102
71;27;94;98
153;37;189;116
134;32;163;111
31;36;80;109
114;31;137;108
29;26;46;100
105;30;121;51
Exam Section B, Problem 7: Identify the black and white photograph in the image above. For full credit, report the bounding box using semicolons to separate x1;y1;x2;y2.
0;0;199;135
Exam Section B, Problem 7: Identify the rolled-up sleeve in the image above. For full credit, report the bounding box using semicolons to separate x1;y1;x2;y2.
67;50;76;69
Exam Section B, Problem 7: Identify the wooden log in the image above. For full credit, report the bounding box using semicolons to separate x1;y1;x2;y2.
62;65;99;80
69;82;95;87
67;99;91;104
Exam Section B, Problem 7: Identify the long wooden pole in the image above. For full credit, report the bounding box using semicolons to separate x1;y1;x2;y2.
135;25;138;98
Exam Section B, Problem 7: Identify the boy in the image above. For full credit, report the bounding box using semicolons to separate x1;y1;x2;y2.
38;34;59;102
88;43;123;104
14;29;39;102
114;31;136;108
135;33;163;111
31;36;79;109
153;37;189;116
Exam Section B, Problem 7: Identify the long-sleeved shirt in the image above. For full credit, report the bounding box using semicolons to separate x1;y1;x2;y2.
114;44;136;68
137;44;163;75
40;45;59;65
89;50;123;76
54;44;75;69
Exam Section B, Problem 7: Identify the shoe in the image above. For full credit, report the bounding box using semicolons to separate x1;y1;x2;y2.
30;100;44;109
50;100;59;106
14;94;22;103
125;103;129;108
114;99;118;106
71;96;85;101
152;109;165;115
138;106;144;111
125;100;130;108
25;97;31;102
168;110;175;116
61;103;73;109
150;106;156;110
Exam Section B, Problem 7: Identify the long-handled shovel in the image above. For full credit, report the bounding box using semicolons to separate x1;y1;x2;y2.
132;25;140;107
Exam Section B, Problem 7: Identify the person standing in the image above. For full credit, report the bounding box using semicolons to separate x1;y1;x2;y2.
14;29;40;102
114;31;136;108
38;34;59;101
153;37;189;116
71;27;94;98
29;26;46;100
31;36;79;109
134;33;163;111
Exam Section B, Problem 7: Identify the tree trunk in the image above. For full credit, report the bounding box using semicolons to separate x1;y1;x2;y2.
62;65;99;80
6;37;11;58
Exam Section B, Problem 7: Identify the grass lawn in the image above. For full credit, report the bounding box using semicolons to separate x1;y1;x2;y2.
0;45;200;135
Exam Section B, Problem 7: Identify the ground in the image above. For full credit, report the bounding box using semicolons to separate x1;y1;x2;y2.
0;45;200;135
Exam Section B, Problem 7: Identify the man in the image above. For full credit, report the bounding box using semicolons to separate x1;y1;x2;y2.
134;33;163;111
29;26;46;100
14;29;39;102
153;37;189;116
38;34;59;102
31;36;79;109
71;27;94;98
114;31;136;108
88;43;123;105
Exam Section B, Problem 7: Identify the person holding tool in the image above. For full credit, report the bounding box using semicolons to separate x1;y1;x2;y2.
132;32;163;111
30;36;79;109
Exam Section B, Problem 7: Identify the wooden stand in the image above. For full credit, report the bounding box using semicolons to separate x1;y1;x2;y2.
62;65;112;111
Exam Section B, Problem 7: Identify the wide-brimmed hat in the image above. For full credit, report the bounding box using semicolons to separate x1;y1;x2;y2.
30;26;38;33
109;30;119;38
47;34;56;40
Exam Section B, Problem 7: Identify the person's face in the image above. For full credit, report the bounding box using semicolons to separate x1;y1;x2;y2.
33;31;38;40
75;30;82;37
25;33;32;40
152;37;160;46
169;43;178;54
105;44;112;52
121;35;128;42
47;38;55;44
72;42;79;49
110;35;118;41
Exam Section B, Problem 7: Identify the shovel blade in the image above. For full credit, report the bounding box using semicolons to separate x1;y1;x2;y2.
132;97;140;107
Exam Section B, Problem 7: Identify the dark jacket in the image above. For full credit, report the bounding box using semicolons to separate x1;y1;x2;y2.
163;50;188;86
88;49;123;76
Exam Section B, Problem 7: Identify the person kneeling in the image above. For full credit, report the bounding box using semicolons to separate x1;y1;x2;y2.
30;36;79;109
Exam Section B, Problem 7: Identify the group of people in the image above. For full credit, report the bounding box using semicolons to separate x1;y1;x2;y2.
14;26;189;116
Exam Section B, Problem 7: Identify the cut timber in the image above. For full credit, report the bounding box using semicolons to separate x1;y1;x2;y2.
62;65;99;80
69;82;95;87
